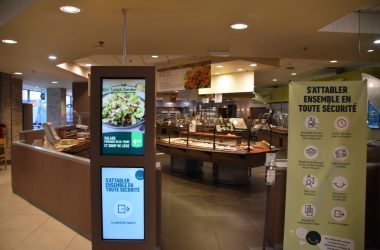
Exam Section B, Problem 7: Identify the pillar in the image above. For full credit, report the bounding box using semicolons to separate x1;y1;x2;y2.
0;72;22;161
47;88;66;126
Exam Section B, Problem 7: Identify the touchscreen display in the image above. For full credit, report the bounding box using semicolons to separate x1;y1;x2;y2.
101;167;144;240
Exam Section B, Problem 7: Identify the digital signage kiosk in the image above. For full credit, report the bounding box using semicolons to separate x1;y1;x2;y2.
90;67;158;250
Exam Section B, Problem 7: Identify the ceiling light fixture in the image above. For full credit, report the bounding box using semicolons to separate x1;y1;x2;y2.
249;63;257;67
85;64;92;67
216;65;224;68
367;49;374;53
291;72;297;76
230;23;248;30
151;55;159;58
14;72;23;75
48;55;57;60
60;6;81;14
51;81;58;84
330;60;338;63
2;39;18;44
272;78;278;82
374;39;380;44
237;68;244;71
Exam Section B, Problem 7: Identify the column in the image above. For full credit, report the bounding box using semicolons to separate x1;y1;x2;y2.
47;88;66;126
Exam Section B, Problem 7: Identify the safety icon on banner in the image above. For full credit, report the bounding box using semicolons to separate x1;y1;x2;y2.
305;115;320;130
331;206;347;221
304;145;319;160
301;204;316;218
334;116;349;131
332;176;348;191
333;146;349;161
303;174;318;189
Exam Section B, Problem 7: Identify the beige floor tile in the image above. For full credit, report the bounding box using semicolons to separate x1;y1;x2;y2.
14;230;76;250
17;204;47;216
65;234;91;250
0;214;48;231
0;230;33;249
38;217;75;232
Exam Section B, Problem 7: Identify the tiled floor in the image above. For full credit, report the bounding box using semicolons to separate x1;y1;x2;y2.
0;154;269;250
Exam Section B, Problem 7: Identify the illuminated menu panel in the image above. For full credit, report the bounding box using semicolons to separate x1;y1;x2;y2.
101;79;145;155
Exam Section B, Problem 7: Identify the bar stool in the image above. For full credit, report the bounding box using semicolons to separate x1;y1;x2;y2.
0;138;7;169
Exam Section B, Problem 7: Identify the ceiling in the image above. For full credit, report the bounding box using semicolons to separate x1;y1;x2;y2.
0;0;379;92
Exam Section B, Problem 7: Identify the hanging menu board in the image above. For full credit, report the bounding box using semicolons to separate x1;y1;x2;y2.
283;81;367;250
101;167;144;240
101;79;145;155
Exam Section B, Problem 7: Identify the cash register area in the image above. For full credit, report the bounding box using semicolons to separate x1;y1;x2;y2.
0;153;272;250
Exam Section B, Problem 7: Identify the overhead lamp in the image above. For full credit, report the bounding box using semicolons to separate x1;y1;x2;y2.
249;63;257;67
230;23;248;30
374;39;380;44
330;60;338;63
367;49;374;53
51;81;58;84
2;39;18;44
48;55;57;60
216;65;224;68
215;73;220;75
291;72;297;76
60;6;81;14
14;72;23;75
151;55;159;58
85;64;92;67
272;78;278;82
237;68;244;71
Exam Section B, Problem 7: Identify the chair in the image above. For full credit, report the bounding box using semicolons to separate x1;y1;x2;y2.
0;138;7;169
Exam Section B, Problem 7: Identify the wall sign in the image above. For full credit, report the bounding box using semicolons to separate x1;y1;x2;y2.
102;167;144;240
101;79;145;155
283;81;367;250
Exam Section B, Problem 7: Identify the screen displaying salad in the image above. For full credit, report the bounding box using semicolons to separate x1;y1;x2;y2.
101;79;145;155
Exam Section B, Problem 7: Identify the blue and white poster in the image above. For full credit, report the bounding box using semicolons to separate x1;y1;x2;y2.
101;167;144;240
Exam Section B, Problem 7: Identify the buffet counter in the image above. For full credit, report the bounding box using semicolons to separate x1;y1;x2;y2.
11;142;91;239
156;138;277;184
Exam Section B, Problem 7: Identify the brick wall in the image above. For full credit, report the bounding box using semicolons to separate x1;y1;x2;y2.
0;73;22;161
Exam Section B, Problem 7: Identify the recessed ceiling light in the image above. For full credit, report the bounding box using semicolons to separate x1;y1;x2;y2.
249;63;257;67
48;55;57;60
85;64;92;67
367;49;374;53
272;78;278;82
374;39;380;44
51;81;58;84
60;6;81;14
230;23;248;30
151;55;159;58
330;60;338;63
291;72;297;76
237;68;244;71
215;73;220;75
2;39;18;44
216;65;224;68
14;72;23;75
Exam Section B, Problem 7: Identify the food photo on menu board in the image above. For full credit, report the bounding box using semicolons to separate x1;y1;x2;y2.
101;79;145;155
